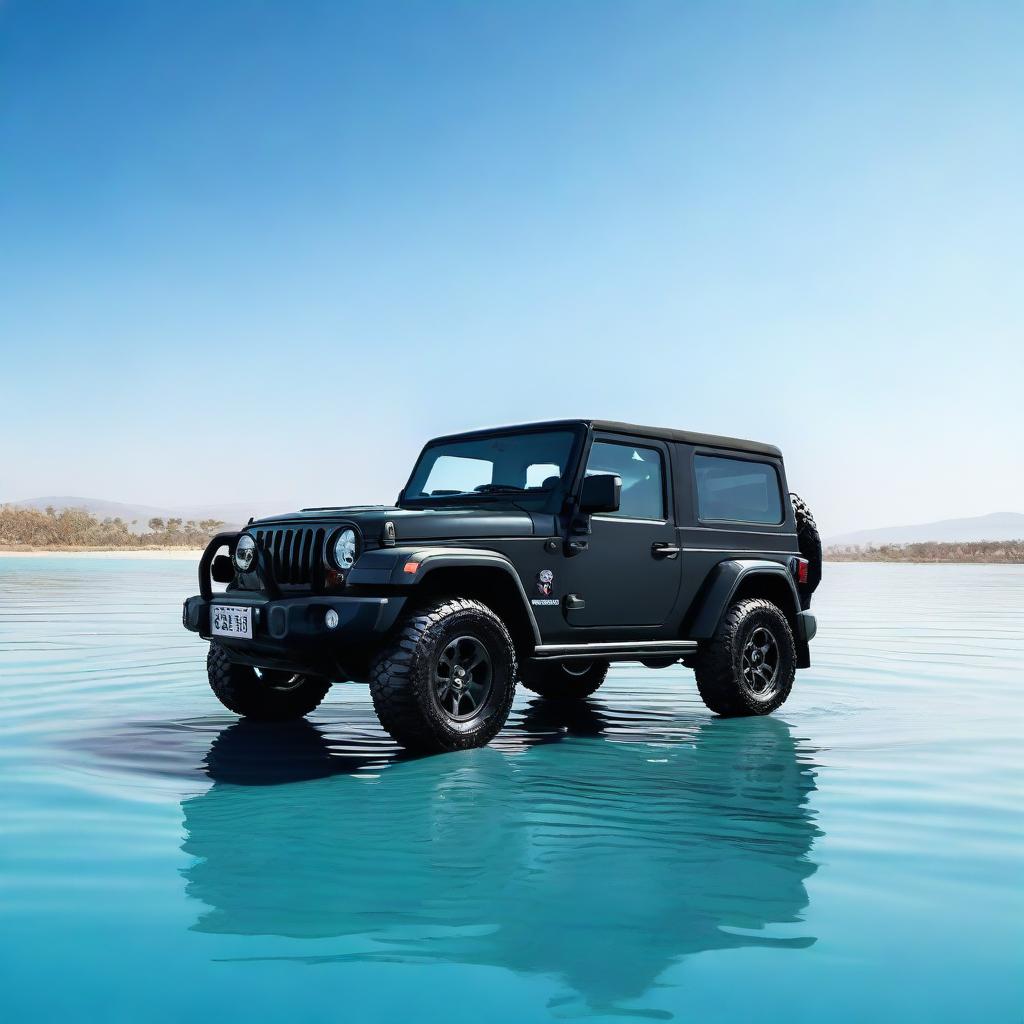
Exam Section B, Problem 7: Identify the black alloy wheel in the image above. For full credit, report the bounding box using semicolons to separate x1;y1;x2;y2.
693;598;796;717
518;658;610;700
206;643;330;721
369;598;518;753
740;626;782;700
434;635;494;722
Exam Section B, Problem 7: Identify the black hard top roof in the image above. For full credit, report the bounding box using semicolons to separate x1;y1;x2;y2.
427;419;782;458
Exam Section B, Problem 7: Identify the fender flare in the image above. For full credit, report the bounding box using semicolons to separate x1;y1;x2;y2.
687;559;802;640
348;546;542;647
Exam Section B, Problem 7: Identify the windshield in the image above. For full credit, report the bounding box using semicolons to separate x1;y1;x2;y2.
403;430;578;507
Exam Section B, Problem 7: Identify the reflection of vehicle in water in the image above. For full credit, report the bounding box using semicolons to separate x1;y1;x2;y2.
182;706;820;1012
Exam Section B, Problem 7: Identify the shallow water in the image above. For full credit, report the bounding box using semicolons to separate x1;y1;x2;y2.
0;559;1020;1022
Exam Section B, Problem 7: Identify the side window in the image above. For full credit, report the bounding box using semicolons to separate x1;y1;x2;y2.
585;441;665;520
694;454;783;524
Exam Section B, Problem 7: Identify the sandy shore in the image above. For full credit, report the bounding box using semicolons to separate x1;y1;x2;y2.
0;548;203;560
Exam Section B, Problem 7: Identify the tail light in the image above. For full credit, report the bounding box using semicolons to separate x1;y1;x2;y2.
794;557;809;585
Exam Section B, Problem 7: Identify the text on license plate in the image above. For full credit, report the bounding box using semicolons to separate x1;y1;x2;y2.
211;605;252;639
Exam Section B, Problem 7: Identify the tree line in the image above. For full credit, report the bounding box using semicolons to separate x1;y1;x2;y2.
826;540;1023;564
0;505;226;549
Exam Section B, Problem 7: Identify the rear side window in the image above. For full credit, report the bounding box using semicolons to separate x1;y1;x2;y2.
694;454;783;524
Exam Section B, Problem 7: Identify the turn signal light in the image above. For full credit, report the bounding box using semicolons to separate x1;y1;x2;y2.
403;561;419;574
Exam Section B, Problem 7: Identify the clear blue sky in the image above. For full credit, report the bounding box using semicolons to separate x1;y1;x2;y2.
1;1;1021;535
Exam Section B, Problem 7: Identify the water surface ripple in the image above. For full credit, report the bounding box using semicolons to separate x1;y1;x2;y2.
0;559;1020;1022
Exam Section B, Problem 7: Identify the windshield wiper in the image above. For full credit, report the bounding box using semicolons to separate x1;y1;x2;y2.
413;488;533;513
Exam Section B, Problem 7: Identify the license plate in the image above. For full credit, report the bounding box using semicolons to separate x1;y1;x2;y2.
210;605;252;639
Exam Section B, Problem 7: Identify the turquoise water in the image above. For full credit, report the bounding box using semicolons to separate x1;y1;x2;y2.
0;559;1020;1022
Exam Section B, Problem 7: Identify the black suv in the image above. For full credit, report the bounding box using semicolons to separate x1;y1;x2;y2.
183;420;821;753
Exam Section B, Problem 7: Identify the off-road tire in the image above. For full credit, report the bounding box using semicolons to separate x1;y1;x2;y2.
693;598;796;717
368;598;518;754
519;660;609;700
207;643;330;721
789;492;822;603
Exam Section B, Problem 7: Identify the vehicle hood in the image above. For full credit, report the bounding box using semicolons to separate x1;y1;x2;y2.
248;504;537;542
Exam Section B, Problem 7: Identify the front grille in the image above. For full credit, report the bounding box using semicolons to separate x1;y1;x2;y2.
253;527;326;588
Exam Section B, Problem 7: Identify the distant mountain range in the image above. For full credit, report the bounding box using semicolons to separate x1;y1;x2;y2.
7;496;291;534
826;512;1024;547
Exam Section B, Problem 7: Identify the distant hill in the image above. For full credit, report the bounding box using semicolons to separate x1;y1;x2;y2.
827;512;1024;547
8;496;291;534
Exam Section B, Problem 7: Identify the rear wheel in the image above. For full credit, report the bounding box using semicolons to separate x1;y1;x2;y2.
206;643;330;721
693;598;796;717
369;598;518;753
519;659;609;700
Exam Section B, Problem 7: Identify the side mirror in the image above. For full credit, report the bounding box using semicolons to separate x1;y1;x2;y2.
579;474;621;514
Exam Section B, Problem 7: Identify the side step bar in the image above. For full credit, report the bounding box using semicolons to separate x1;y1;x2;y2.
531;640;698;663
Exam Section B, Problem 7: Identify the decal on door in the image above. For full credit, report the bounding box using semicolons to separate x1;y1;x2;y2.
531;569;559;606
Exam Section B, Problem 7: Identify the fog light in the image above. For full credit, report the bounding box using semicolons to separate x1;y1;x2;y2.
325;609;340;630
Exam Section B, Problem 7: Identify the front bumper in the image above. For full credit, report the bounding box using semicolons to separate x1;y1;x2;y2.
183;592;406;675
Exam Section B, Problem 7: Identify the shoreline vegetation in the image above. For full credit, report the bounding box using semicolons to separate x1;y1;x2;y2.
2;505;1021;563
826;541;1023;564
0;504;225;552
0;548;204;559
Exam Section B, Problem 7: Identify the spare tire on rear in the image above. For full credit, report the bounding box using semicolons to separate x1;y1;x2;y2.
789;492;822;604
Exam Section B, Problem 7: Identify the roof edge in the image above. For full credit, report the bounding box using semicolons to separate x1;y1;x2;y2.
591;420;781;458
423;419;781;458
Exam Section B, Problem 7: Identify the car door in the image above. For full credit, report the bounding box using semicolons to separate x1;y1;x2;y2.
563;435;682;628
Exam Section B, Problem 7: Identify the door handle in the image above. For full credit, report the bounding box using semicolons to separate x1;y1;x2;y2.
652;542;680;559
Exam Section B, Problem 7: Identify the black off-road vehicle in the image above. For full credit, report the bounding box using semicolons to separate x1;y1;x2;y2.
183;420;820;753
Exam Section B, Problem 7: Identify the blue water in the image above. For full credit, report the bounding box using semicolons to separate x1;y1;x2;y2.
0;559;1020;1022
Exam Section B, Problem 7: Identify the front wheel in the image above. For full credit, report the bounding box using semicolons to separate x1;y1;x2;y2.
693;598;796;717
368;598;518;753
206;643;330;721
519;659;609;699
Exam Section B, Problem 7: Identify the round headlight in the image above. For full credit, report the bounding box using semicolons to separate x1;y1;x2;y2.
234;534;256;572
332;528;358;570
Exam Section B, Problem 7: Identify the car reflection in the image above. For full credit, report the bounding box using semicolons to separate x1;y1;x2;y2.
182;701;820;1012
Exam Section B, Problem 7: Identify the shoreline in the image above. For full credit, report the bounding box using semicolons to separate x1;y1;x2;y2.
0;548;203;560
0;549;1018;566
825;557;1022;565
